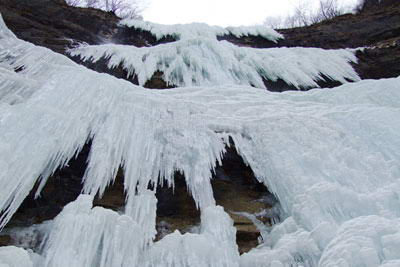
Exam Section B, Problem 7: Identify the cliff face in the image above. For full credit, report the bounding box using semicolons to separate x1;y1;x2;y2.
1;0;400;84
0;0;118;53
0;0;399;254
222;2;400;81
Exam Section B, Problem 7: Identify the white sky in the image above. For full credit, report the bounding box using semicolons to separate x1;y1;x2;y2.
142;0;358;27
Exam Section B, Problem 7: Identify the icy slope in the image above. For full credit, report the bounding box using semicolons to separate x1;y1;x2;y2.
1;14;400;267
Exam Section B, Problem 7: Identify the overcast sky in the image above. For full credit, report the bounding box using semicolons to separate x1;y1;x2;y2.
142;0;359;27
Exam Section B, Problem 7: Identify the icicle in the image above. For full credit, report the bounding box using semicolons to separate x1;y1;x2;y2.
70;40;359;89
42;195;145;267
125;190;158;245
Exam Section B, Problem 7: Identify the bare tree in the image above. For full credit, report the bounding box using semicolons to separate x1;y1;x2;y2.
264;0;346;29
315;0;343;21
108;0;131;13
65;0;144;19
104;0;144;19
85;0;99;8
293;1;314;27
118;6;144;19
263;16;285;29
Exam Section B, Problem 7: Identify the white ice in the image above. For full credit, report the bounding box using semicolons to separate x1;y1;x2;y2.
42;195;146;267
119;19;283;42
70;39;359;89
0;246;34;267
41;195;238;267
1;13;400;267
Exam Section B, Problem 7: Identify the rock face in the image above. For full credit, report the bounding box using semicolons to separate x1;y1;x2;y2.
355;41;400;80
277;4;400;49
0;0;399;255
0;0;119;53
360;0;398;11
1;0;400;86
219;3;400;82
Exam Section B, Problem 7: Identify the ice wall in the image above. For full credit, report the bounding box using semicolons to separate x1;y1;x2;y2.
1;13;400;267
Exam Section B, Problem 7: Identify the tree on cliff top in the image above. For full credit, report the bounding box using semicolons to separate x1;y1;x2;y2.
65;0;145;19
264;0;347;29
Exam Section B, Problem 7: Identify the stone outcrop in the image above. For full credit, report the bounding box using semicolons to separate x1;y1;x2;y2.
0;0;118;53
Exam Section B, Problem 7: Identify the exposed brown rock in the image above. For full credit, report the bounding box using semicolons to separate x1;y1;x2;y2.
71;56;176;89
221;2;400;50
0;235;11;246
359;0;398;12
354;44;400;80
154;173;200;240
221;3;400;83
93;171;126;210
114;25;176;47
0;0;119;54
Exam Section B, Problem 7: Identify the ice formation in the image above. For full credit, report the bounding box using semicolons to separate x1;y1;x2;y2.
72;17;359;90
119;19;283;41
0;246;34;267
70;41;359;89
42;195;148;267
1;12;400;267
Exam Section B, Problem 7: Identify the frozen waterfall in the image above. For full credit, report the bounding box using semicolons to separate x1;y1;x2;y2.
0;13;400;267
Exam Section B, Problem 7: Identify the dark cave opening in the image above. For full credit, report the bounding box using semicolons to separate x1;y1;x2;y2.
151;143;281;253
154;173;201;241
0;143;91;249
8;143;92;228
2;140;281;255
212;143;280;253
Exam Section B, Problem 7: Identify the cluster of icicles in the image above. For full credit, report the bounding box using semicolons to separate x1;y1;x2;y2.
1;14;400;267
